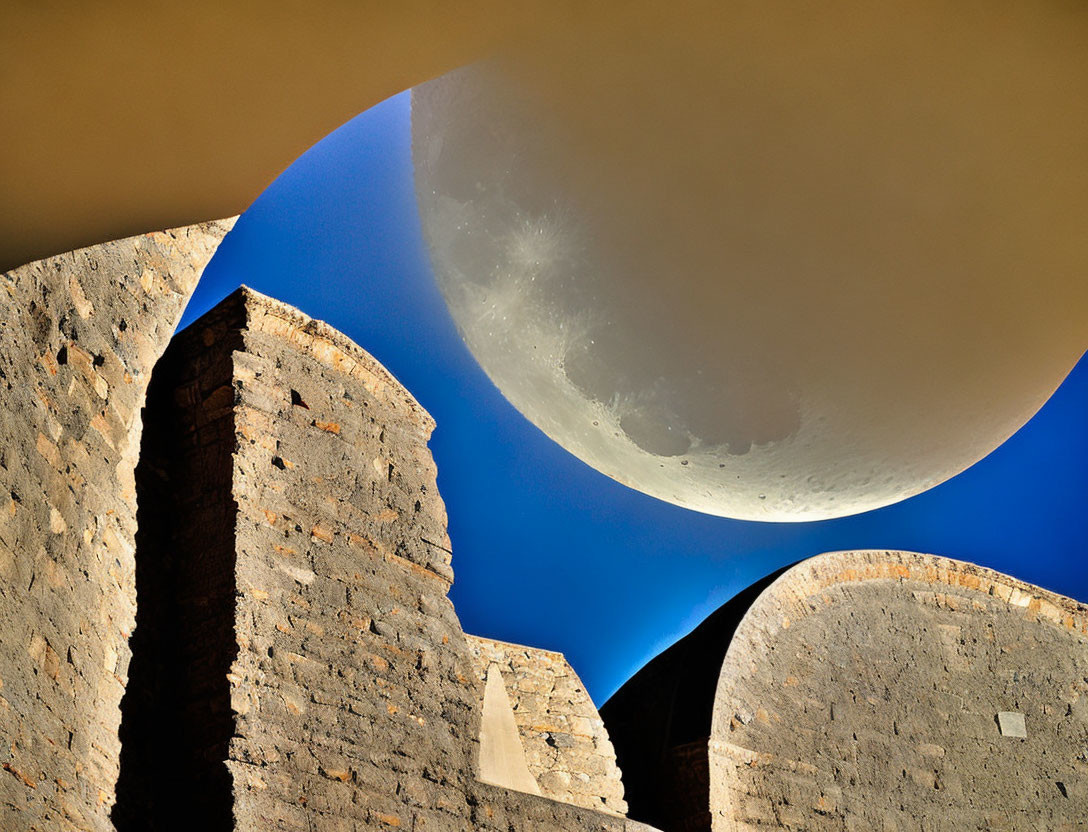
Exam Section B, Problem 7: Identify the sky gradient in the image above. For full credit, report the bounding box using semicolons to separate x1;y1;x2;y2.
185;92;1088;703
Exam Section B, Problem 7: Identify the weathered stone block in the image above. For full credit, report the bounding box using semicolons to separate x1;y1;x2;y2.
997;711;1027;738
121;287;638;831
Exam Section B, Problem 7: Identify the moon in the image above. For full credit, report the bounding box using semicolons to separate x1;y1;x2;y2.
410;3;1088;521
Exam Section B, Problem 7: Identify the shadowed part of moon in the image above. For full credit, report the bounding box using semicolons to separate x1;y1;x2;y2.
411;3;1088;521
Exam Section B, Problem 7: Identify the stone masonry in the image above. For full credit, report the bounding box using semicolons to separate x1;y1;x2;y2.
3;224;1086;832
467;636;628;815
0;219;235;831
605;551;1088;832
124;286;644;831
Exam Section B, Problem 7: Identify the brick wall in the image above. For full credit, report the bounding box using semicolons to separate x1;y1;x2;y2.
0;221;233;831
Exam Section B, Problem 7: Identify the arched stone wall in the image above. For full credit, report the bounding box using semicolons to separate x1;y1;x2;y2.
0;220;233;830
601;570;787;832
112;285;654;831
604;551;1088;831
710;551;1088;831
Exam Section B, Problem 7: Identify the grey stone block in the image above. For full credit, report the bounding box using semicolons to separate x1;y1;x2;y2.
997;711;1027;738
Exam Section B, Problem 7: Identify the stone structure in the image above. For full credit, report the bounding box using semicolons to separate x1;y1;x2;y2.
0;228;645;831
467;636;628;815
0;220;234;831
2;226;1085;832
111;286;641;830
603;550;1088;831
478;662;543;798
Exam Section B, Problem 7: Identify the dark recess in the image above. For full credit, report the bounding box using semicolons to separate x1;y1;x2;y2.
113;314;243;831
600;565;793;832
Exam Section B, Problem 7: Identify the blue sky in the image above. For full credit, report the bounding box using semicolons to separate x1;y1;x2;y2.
185;92;1088;703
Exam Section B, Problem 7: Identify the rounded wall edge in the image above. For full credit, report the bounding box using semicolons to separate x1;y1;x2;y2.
709;549;1088;831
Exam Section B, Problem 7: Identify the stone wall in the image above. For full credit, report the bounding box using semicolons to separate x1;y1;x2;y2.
13;221;1082;832
113;290;248;828
0;221;233;831
604;550;1088;832
711;550;1088;831
132;287;650;831
467;635;628;815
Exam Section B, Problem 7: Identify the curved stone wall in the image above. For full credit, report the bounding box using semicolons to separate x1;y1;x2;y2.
604;551;1088;831
710;551;1088;831
0;220;233;831
122;286;650;831
601;570;787;832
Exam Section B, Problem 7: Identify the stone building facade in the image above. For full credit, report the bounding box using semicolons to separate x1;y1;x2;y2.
1;225;1085;831
112;286;642;831
0;229;642;831
603;551;1088;831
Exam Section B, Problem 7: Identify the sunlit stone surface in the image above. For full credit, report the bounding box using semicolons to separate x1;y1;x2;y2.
412;3;1088;520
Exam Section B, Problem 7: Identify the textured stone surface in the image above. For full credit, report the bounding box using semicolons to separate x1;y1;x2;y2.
131;287;648;831
711;551;1088;832
605;551;1088;832
13;222;1080;832
467;636;629;816
0;220;233;832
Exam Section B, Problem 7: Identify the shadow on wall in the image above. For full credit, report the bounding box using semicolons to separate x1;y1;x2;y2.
600;565;793;832
114;322;242;831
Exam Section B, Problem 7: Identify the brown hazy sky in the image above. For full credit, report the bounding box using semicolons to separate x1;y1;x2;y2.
1;0;570;270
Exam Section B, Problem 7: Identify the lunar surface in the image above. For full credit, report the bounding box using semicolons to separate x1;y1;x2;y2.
411;4;1088;520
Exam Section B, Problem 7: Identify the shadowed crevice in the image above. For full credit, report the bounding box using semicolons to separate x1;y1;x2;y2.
113;321;242;831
